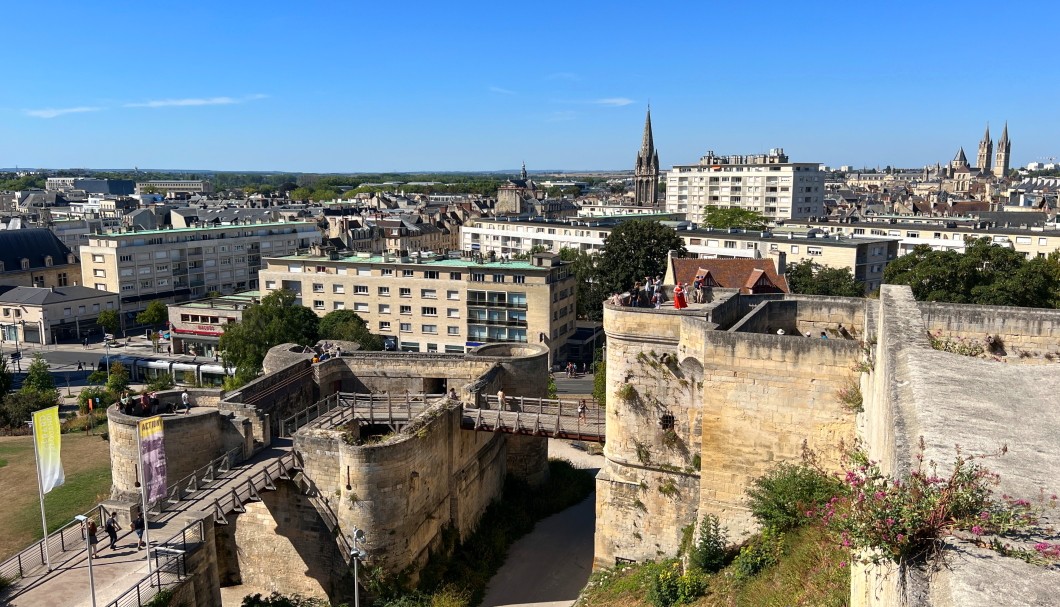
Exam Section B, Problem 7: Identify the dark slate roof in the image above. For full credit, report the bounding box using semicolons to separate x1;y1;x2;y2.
0;228;75;272
0;285;116;306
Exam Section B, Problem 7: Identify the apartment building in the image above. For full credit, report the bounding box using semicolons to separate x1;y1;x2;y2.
0;228;81;289
135;180;214;195
79;221;319;325
665;149;825;224
167;291;259;359
259;248;577;362
0;285;119;345
460;214;684;257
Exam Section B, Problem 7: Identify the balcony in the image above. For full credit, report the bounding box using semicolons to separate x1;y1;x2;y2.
466;300;528;310
466;318;528;328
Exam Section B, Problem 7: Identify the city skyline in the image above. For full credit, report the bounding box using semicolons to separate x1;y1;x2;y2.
2;0;1058;173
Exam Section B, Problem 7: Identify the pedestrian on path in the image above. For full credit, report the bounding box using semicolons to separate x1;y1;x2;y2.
496;389;506;410
85;519;100;557
104;513;121;551
578;400;587;423
77;361;84;371
132;512;146;550
180;389;191;414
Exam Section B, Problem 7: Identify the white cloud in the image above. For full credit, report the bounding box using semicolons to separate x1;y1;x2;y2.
591;97;634;107
124;93;268;108
24;106;102;118
488;86;516;96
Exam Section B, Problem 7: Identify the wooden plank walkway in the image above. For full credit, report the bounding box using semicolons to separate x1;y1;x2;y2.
464;396;605;442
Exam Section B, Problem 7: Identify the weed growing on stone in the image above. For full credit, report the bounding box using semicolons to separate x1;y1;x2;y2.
927;330;986;358
658;478;679;497
836;377;863;413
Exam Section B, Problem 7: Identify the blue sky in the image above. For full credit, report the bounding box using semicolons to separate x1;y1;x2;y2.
2;1;1058;173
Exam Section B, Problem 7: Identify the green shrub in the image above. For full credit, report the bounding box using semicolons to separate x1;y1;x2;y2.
647;562;706;607
745;463;842;531
687;514;728;573
730;527;783;581
145;374;175;392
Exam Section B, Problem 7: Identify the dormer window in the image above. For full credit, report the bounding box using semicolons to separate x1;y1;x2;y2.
44;256;53;267
21;258;30;271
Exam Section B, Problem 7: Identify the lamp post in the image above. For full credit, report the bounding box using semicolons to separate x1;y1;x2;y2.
74;515;98;607
105;341;111;380
349;527;366;607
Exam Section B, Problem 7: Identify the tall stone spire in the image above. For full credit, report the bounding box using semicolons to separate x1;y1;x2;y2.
634;106;660;207
977;123;993;173
994;122;1011;178
520;161;527;182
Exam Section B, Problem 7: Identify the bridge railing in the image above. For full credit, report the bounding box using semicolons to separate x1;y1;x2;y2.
280;392;447;437
0;502;110;582
146;445;244;518
103;517;206;607
471;395;605;440
209;451;298;524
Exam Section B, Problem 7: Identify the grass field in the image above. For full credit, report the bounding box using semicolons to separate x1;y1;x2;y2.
0;433;112;562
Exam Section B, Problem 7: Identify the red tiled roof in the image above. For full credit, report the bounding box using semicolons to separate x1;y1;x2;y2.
670;258;789;294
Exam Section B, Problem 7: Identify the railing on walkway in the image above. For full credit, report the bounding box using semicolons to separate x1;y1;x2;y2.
102;518;206;607
208;451;298;524
146;445;244;517
280;392;446;437
467;396;605;441
0;503;110;582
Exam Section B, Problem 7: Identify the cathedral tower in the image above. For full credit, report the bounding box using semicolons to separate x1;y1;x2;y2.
634;107;660;207
977;123;993;173
994;122;1011;178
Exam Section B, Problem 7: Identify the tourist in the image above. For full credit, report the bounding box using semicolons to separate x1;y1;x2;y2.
673;282;688;309
104;512;121;551
496;389;506;410
180;389;191;415
578;399;587;423
85;519;100;557
820;331;828;340
140;392;151;416
448;387;458;400
692;275;703;303
132;511;146;550
630;282;642;307
120;391;131;414
610;292;624;306
77;361;84;371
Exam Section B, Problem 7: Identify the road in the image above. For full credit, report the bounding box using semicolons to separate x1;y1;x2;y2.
553;373;595;398
479;440;601;607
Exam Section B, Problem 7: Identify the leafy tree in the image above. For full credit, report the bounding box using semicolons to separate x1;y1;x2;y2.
786;260;864;297
0;357;12;396
318;310;383;351
0;390;59;429
220;289;320;382
135;300;168;327
240;593;333;607
592;348;606;406
596;220;686;296
559;248;610;321
97;309;120;335
310;189;339;202
884;238;1060;308
106;362;130;395
289;187;313;201
608;183;627;195
22;354;56;394
700;206;767;230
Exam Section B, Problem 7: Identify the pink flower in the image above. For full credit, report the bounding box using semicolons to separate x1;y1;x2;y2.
971;526;984;536
897;534;905;542
874;491;886;500
979;511;990;521
885;518;895;526
839;561;847;568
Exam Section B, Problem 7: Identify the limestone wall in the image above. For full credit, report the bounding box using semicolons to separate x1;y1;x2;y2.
223;359;317;442
165;511;223;607
918;301;1060;360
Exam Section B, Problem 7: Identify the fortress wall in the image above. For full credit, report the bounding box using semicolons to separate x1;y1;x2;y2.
596;305;702;566
338;353;491;394
165;511;223;607
918;301;1060;357
694;330;860;538
295;404;507;580
223;359;316;443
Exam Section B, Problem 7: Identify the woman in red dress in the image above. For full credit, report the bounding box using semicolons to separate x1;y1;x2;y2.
673;282;688;309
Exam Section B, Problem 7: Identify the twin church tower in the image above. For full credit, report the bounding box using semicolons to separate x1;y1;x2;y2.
974;122;1012;178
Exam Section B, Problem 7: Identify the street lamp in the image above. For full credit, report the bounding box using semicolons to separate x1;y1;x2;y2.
105;341;111;380
74;515;98;607
349;527;366;607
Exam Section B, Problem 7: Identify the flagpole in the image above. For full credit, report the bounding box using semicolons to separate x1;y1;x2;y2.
136;424;154;574
30;418;52;572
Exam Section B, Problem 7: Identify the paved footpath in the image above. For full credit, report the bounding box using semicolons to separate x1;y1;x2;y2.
5;440;292;607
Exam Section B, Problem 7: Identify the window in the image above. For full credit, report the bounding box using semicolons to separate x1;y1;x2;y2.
139;267;152;275
422;324;437;334
93;269;106;277
265;280;277;290
471;273;485;282
492;274;504;283
64;307;72;317
92;254;105;263
382;268;394;276
378;304;392;314
333;284;345;294
422;307;437;316
378;286;390;296
156;264;169;272
400;341;419;352
447;308;460;318
445;345;464;353
1039;238;1049;246
449;272;462;280
157;278;169;286
400;322;412;333
58;273;68;286
334;302;346;310
140;280;152;288
313;300;325;309
790;245;800;254
400;305;412;314
354;302;369;312
354;285;368;294
426;343;438;352
447;290;460;300
421;289;437;299
723;241;736;249
447;326;460;335
807;246;823;256
312;283;325;292
513;275;525;284
119;255;133;262
402;269;415;277
379;321;391;331
357;268;371;277
96;283;107;290
399;288;411;297
424;271;439;279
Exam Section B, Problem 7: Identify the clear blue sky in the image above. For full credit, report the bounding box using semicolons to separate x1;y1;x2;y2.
3;1;1058;173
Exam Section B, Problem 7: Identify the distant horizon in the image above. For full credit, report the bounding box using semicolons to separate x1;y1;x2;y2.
2;1;1057;171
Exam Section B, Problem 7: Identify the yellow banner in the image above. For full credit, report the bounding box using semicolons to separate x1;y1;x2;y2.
32;406;65;494
138;416;163;441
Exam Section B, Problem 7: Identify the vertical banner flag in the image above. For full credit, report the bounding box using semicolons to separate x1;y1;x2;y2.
32;406;65;493
138;416;168;503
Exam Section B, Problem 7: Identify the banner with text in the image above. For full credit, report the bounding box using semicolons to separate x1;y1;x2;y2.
32;406;65;494
138;416;168;503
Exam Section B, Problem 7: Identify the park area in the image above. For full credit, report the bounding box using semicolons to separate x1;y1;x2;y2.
0;432;112;562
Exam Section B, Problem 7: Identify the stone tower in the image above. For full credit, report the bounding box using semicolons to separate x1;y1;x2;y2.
977;124;993;173
634;107;660;207
994;122;1011;178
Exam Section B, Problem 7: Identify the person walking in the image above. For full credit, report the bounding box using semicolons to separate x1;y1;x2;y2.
132;511;146;550
85;519;100;557
104;512;121;551
77;361;84;371
577;399;587;423
496;389;506;410
180;389;191;414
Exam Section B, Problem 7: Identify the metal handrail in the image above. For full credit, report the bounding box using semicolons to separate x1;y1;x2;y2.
280;392;445;437
0;503;110;582
146;445;243;516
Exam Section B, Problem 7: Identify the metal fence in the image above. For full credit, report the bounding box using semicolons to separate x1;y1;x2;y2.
103;518;205;607
0;503;110;582
209;451;297;524
146;445;243;517
280;392;444;437
470;395;606;441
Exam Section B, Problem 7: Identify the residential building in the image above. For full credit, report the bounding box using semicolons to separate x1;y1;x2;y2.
79;221;319;327
0;285;119;345
135;180;214;195
460;214;683;257
665;148;825;223
46;177;135;195
259;247;577;362
167;291;259;359
0;228;81;289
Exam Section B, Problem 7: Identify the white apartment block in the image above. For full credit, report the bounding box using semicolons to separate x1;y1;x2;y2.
79;221;320;323
665;149;825;224
461;214;683;257
259;249;577;362
135;180;214;195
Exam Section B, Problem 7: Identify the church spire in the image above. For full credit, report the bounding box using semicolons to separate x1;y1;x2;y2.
994;121;1011;178
977;123;993;172
634;105;660;207
520;161;527;182
640;105;654;158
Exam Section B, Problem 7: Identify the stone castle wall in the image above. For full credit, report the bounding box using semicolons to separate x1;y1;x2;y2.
918;301;1060;360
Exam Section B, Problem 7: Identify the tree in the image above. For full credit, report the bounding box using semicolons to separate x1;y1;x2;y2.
135;300;168;327
608;183;627;195
0;357;12;396
310;189;339;202
884;238;1060;308
289;187;313;201
22;354;56;394
97;309;120;335
596;220;686;296
106;362;130;395
318;310;383;351
0;390;59;429
700;206;767;230
220;289;320;382
786;260;865;297
559;247;610;321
